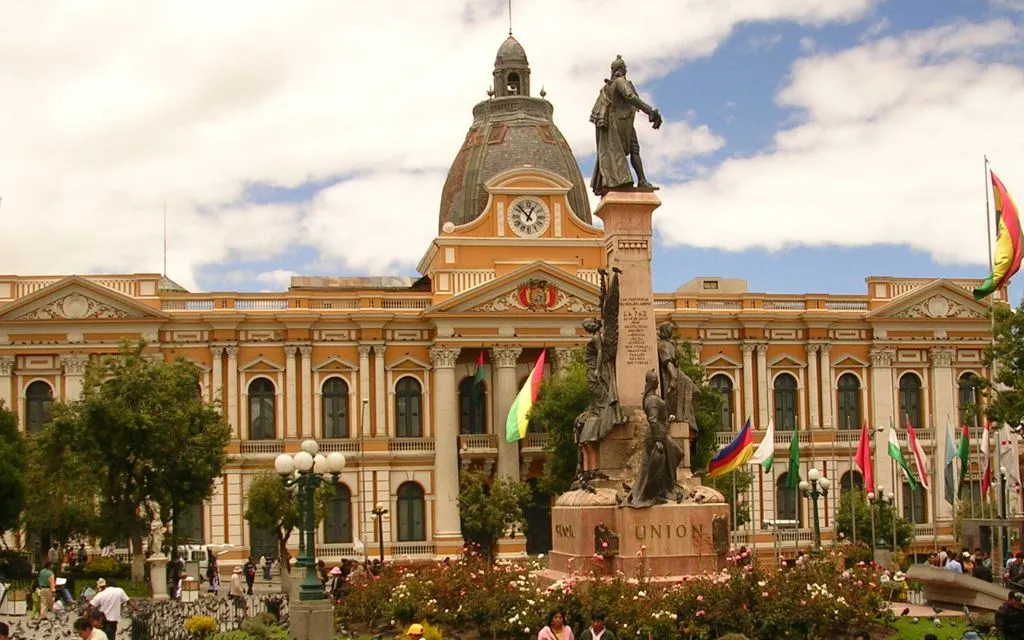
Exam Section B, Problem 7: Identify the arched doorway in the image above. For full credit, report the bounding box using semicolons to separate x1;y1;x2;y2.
523;479;552;555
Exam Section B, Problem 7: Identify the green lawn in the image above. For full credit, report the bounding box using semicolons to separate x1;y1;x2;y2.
885;617;975;639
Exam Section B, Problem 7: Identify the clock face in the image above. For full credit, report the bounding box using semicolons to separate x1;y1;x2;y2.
508;197;550;238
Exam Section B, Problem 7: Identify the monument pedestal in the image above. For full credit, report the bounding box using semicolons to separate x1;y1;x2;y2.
147;555;169;600
290;600;335;640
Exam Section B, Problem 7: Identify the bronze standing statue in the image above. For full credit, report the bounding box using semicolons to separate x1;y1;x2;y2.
656;322;698;466
623;369;685;507
590;55;663;196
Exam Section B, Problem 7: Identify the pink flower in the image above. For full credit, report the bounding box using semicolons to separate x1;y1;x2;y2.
801;600;807;606
696;610;706;617
762;591;768;597
696;595;704;602
601;541;608;549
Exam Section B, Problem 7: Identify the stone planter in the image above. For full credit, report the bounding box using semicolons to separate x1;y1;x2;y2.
1;589;28;616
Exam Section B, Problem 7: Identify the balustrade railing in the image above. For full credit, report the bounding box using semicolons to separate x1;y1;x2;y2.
388;438;435;453
240;441;284;455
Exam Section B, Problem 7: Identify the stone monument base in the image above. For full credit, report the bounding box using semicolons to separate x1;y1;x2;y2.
147;555;169;601
548;499;730;579
290;600;336;640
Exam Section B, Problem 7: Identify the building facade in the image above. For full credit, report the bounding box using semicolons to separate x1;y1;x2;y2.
0;36;1008;562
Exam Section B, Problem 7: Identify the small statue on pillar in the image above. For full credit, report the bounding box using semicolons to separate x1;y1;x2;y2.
574;267;627;482
622;369;686;508
656;322;698;467
149;519;167;558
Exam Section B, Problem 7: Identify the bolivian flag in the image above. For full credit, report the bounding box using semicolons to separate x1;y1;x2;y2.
505;350;546;442
974;170;1023;300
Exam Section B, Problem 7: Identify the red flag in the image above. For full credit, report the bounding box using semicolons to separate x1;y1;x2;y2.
982;419;993;498
855;419;875;494
906;416;931;491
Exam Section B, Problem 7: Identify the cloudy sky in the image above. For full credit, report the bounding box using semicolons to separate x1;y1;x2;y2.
2;0;1023;299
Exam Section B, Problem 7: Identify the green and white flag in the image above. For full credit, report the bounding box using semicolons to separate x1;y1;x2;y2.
748;419;775;473
888;426;918;490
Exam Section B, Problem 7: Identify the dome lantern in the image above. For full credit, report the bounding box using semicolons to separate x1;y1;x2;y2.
493;36;530;97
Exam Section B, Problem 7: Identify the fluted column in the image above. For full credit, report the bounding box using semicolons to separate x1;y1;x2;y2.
226;346;239;438
870;348;896;494
59;354;89;401
285;346;298;439
806;344;820;429
930;346;956;519
210;346;224;411
820;344;833;428
299;346;313;438
0;356;13;412
373;345;387;437
756;344;769;427
492;346;523;480
357;346;371;436
740;343;755;424
429;346;463;546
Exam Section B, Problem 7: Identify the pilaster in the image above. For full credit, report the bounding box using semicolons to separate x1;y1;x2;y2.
373;345;387;437
740;343;755;424
226;346;239;438
210;346;224;412
806;344;820;429
59;354;89;401
870;347;896;494
819;344;833;428
299;346;313;438
756;344;769;427
0;356;13;412
429;346;463;549
285;346;299;439
358;346;371;436
492;346;523;480
552;347;574;373
930;346;956;519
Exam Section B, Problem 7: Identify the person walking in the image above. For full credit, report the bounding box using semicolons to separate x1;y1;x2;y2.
89;578;128;640
538;609;574;640
243;556;257;595
578;611;615;640
37;562;55;617
229;566;246;618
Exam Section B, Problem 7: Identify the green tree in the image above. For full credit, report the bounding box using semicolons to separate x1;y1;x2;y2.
835;491;914;550
531;348;589;496
985;302;1024;425
458;468;531;562
33;340;231;580
677;341;725;472
707;467;755;528
243;472;335;573
0;402;27;539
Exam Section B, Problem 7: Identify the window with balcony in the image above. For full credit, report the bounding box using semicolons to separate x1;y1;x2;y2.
958;373;981;427
902;482;927;524
396;482;426;542
709;374;733;431
458;376;487;435
324;484;353;544
248;378;276;440
395;377;423;438
25;380;53;434
898;373;922;428
773;373;798;430
322;377;349;439
776;472;800;524
836;373;861;430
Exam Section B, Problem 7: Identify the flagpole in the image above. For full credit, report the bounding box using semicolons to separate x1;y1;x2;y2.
932;417;939;552
846;422;856;543
771;459;779;567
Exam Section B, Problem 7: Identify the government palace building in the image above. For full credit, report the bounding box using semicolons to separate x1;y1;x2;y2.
0;36;1010;564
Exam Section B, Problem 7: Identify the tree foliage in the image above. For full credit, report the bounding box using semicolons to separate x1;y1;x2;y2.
835;491;914;550
707;467;754;528
531;348;590;496
27;340;231;579
985;302;1024;426
457;468;531;562
677;341;725;472
0;402;27;539
243;472;335;572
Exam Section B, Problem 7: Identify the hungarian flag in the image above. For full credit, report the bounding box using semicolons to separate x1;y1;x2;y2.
747;419;775;473
944;421;957;506
975;169;1023;299
906;416;931;491
981;420;993;499
472;351;486;403
957;425;971;495
785;427;800;490
854;420;874;494
505;350;545;443
888;426;917;490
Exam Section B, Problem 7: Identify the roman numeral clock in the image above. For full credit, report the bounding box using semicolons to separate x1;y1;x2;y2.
508;196;550;238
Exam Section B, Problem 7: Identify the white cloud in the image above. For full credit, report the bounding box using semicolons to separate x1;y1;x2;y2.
0;0;878;290
656;19;1024;266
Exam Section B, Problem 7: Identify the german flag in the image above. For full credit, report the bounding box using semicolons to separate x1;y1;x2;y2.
975;170;1023;300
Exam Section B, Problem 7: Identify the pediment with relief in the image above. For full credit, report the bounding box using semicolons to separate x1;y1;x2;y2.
0;277;167;322
430;261;599;315
869;280;988;321
893;295;981;319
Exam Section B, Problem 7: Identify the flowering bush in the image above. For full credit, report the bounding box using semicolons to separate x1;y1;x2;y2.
335;549;889;639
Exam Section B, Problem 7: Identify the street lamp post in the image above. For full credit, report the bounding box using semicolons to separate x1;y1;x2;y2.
274;440;347;602
371;501;389;565
1000;466;1009;564
867;491;878;551
799;468;832;553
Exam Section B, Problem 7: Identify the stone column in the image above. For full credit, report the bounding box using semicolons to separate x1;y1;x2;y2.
358;346;371;436
429;346;463;550
820;344;833;429
59;354;90;401
594;191;662;410
226;346;239;438
285;346;298;439
870;348;896;494
210;346;224;411
756;344;769;427
806;344;820;429
930;346;956;519
552;348;574;373
0;356;14;412
373;345;387;437
492;346;523;480
740;343;755;424
300;346;313;438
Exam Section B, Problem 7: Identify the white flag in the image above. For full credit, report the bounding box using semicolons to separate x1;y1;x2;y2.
748;420;775;473
998;425;1022;511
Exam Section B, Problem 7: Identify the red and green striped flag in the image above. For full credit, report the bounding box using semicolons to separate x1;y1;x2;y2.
505;350;546;443
975;170;1023;299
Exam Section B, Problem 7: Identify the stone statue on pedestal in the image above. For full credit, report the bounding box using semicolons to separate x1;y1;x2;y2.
149;519;166;557
590;55;663;196
622;369;685;508
656;322;698;465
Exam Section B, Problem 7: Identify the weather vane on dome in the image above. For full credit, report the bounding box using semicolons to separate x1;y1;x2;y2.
508;0;513;35
590;55;663;196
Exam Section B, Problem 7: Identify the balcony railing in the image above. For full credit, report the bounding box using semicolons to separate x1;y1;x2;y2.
319;439;361;453
315;543;357;558
240;441;285;455
388;438;435;453
458;434;497;452
391;542;436;557
523;432;548;451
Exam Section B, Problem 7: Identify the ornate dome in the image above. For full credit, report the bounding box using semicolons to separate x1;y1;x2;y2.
437;37;592;231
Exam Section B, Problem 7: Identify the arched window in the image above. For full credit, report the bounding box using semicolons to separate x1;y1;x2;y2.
173;503;204;544
323;484;353;544
902;482;926;524
709;374;733;431
898;373;922;429
836;373;861;430
395;377;423;438
958;373;981;427
507;72;521;95
396;482;426;542
248;378;276;440
322;377;349;439
249;523;277;561
840;471;863;497
774;373;798;430
24;380;53;434
458;376;487;435
776;473;799;524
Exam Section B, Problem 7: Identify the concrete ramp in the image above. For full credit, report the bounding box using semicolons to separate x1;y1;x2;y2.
906;565;1010;612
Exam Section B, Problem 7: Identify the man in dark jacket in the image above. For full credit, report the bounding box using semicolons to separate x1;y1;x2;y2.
578;611;616;640
996;592;1024;638
972;556;994;582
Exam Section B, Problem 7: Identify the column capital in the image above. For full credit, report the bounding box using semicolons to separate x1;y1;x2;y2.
869;347;896;368
225;346;239;359
372;344;387;356
210;345;225;357
358;345;372;358
755;343;769;355
491;346;523;369
552;347;575;372
818;343;833;355
298;345;313;358
429;346;461;369
740;342;757;355
284;345;299;357
805;343;821;355
930;346;956;368
59;354;90;376
0;356;14;376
